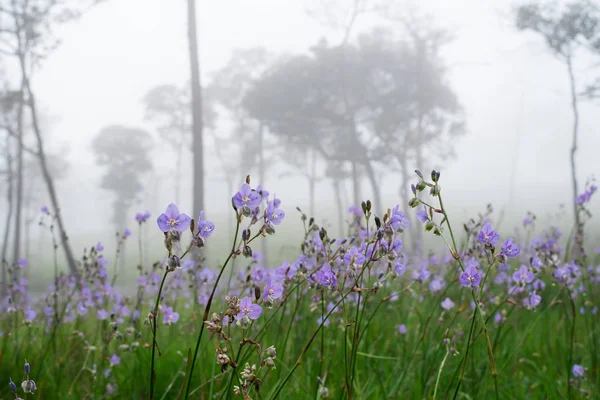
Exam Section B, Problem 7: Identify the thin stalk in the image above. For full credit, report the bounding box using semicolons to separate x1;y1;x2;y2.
433;348;450;400
149;269;171;399
184;217;241;398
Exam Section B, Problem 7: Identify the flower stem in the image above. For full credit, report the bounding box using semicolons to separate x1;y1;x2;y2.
433;348;450;400
184;217;241;399
149;269;170;399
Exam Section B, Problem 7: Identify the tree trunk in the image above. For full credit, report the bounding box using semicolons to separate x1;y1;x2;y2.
567;55;583;263
1;135;14;296
363;160;382;216
12;84;25;271
187;0;205;221
258;122;268;266
351;161;360;207
332;178;344;237
309;148;317;217
20;62;79;277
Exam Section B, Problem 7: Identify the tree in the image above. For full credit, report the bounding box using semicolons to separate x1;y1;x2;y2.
91;126;153;229
0;0;104;277
515;0;600;262
142;83;217;206
143;84;189;206
187;0;205;224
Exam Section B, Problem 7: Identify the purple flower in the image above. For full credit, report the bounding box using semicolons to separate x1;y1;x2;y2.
390;206;410;230
96;242;104;252
416;206;428;224
197;211;215;238
135;211;151;223
441;297;455;310
40;205;49;214
256;185;270;199
348;205;362;217
235;297;262;320
96;309;110;321
156;203;191;233
397;324;407;334
263;278;284;301
109;354;120;367
459;264;482;288
232;183;262;210
501;238;520;258
266;199;285;226
572;364;584;377
524;291;541;308
344;246;366;266
512;265;534;286
477;223;500;246
314;264;337;288
162;306;179;325
123;228;132;238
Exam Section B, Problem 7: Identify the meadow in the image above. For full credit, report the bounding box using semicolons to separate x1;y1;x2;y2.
1;171;599;400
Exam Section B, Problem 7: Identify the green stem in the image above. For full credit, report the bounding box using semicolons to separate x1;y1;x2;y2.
433;348;450;400
149;269;171;399
184;217;241;399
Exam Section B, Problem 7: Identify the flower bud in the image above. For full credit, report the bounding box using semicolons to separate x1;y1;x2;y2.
242;246;252;258
415;169;423;178
431;170;440;183
9;378;17;393
416;181;427;192
24;360;30;375
408;198;420;208
425;221;435;232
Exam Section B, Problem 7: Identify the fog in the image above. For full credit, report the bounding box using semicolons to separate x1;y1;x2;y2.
1;0;600;274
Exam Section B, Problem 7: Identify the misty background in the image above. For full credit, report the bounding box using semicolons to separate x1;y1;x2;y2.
1;0;599;283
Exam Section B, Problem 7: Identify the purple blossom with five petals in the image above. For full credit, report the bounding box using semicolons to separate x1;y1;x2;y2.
266;199;285;226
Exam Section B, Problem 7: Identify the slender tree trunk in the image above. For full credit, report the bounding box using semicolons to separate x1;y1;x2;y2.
332;178;344;237
309;148;317;217
187;0;205;221
363;160;382;216
176;135;183;206
12;84;25;270
1;135;14;296
258;122;268;266
20;61;79;277
351;161;360;207
567;55;584;263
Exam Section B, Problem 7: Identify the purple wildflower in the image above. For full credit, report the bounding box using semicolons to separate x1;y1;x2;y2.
477;222;500;246
135;211;151;223
232;183;262;210
390;206;410;230
416;206;428;224
197;211;215;238
512;265;534;286
501;238;520;258
441;297;455;310
263;278;284;302
397;324;407;334
459;264;482;289
344;246;366;266
524;291;541;308
266;199;285;226
109;354;121;367
162;306;179;325
235;297;262;321
572;364;584;377
156;203;191;233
